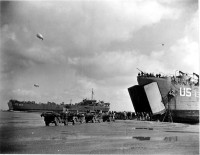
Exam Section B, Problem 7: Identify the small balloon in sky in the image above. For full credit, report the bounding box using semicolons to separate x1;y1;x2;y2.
36;33;44;40
34;84;39;87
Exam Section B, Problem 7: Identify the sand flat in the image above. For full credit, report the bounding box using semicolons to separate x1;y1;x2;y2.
0;114;199;154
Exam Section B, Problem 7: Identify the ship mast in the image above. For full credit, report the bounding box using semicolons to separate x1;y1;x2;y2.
91;88;94;100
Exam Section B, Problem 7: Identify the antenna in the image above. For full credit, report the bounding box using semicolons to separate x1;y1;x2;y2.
91;88;94;100
137;68;145;74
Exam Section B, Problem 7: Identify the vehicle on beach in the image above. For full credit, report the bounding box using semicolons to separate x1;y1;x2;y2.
41;111;86;126
41;111;68;126
40;110;118;126
85;111;97;123
102;112;115;122
84;111;104;123
75;112;86;123
63;112;77;125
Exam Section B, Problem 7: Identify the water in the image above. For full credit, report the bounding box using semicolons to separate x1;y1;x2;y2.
0;111;44;128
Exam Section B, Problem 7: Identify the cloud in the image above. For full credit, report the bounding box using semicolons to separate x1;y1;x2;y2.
26;45;66;64
0;0;198;111
12;89;38;98
68;51;137;80
184;10;198;42
93;0;181;41
160;10;199;73
0;0;185;77
165;37;199;73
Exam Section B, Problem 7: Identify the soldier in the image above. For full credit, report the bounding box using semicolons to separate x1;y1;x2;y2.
141;112;144;121
76;110;79;115
146;113;150;121
124;111;127;120
127;112;130;120
111;111;115;122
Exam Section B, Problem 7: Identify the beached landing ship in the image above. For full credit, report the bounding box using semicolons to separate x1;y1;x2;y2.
7;100;65;112
63;99;110;113
7;99;110;113
128;70;199;123
7;90;110;113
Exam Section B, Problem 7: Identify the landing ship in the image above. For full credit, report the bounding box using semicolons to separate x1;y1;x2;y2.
64;99;110;113
128;70;199;123
7;90;110;113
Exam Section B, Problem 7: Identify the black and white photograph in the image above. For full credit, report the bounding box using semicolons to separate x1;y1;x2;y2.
0;0;199;154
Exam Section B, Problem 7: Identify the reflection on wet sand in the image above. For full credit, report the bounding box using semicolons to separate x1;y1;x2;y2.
132;136;151;141
132;136;178;142
135;127;153;130
0;111;199;154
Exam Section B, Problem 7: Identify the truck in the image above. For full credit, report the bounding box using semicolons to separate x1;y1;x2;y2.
41;111;68;126
41;111;86;126
84;111;103;123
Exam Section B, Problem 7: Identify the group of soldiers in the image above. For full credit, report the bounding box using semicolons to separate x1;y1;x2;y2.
135;112;165;122
135;112;152;121
114;111;135;120
138;72;163;78
41;109;142;126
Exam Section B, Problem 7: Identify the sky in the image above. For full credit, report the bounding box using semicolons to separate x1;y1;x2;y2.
0;0;199;111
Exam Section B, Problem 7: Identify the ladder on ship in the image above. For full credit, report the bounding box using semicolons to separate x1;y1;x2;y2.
162;102;173;123
162;94;173;123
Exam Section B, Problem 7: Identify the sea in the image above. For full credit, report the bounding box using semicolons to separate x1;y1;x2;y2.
0;111;44;128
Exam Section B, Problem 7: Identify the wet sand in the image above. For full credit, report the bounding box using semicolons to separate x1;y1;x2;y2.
0;115;199;154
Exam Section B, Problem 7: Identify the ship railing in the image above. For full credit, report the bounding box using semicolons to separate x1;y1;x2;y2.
138;72;171;78
167;74;174;77
172;72;199;86
159;72;167;77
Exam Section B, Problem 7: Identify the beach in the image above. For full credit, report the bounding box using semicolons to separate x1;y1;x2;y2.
0;111;199;154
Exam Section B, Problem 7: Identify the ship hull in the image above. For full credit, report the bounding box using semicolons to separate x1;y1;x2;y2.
137;76;171;98
170;110;199;123
129;76;199;123
7;100;110;113
7;101;63;112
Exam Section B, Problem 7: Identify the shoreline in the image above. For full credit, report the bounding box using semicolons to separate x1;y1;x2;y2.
1;118;199;154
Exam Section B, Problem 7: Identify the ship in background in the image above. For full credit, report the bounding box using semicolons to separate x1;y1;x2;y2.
7;90;110;113
63;99;110;113
63;89;110;113
128;69;199;123
7;100;64;112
